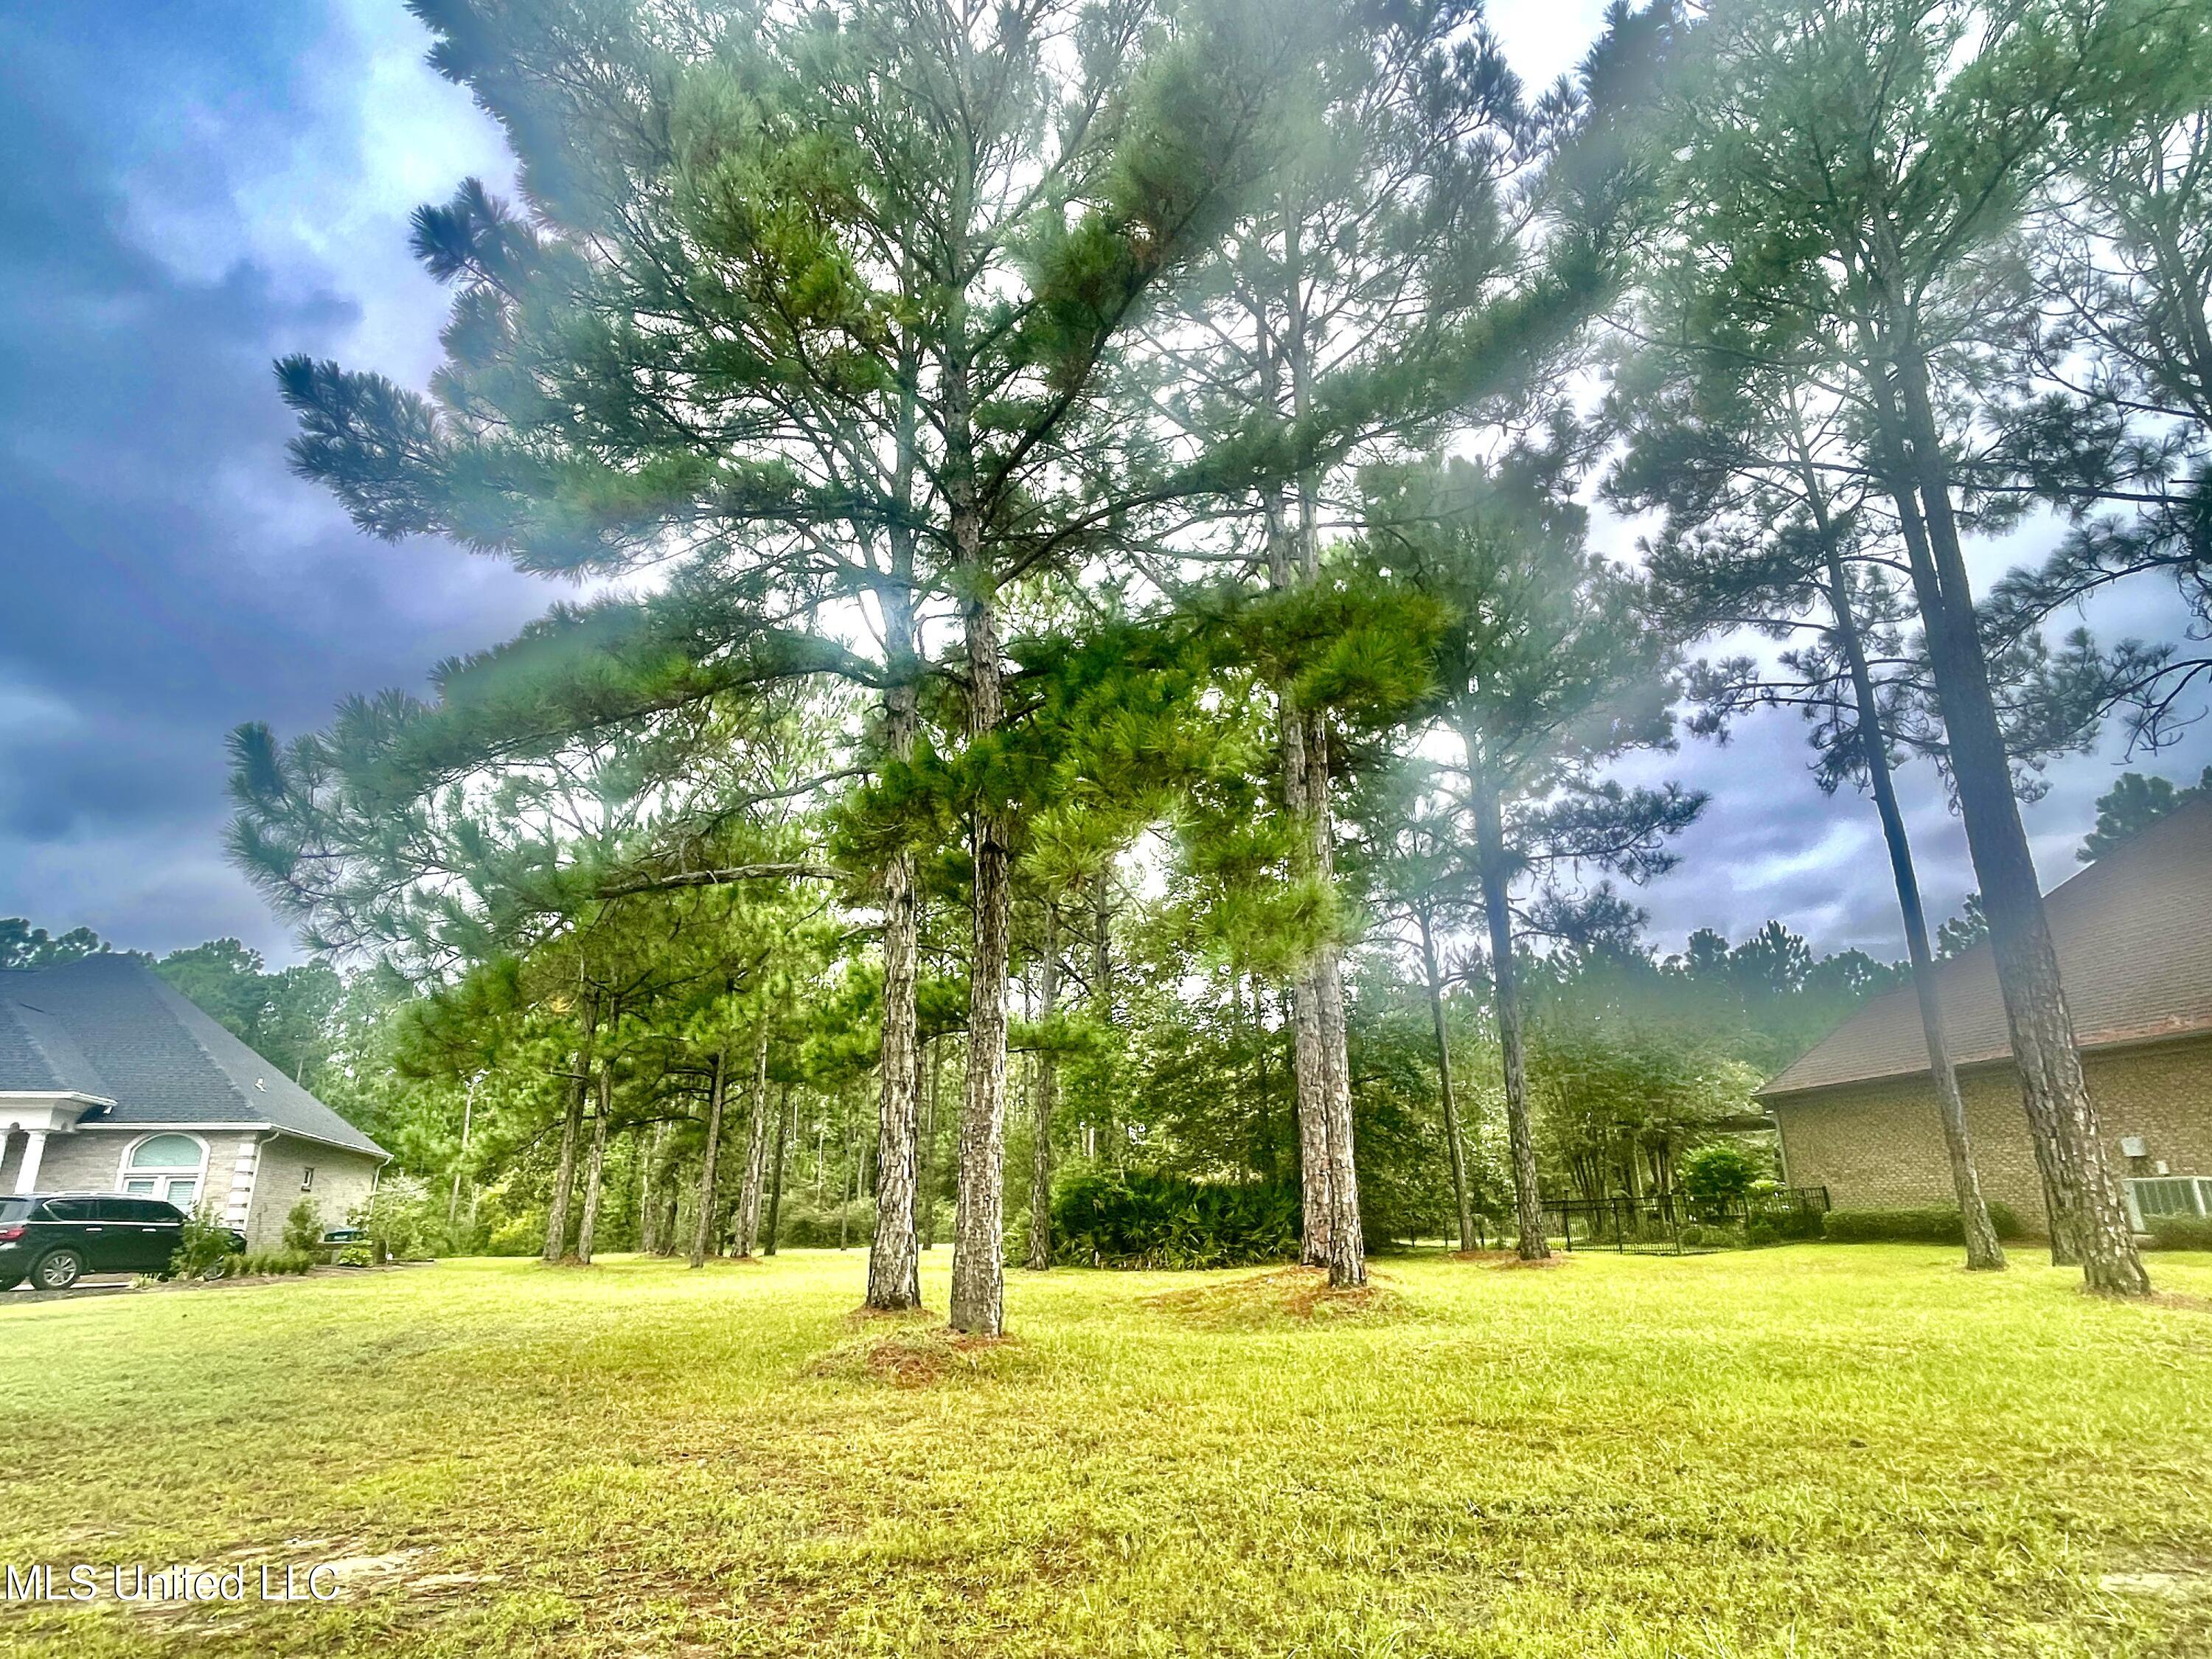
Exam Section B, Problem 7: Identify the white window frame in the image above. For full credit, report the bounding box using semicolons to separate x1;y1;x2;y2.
115;1132;211;1212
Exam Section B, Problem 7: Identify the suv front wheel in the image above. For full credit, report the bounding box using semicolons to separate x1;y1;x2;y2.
31;1249;83;1291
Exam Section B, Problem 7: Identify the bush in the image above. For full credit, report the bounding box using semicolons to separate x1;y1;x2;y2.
1682;1144;1758;1207
485;1214;544;1257
1677;1224;1708;1248
1745;1220;1781;1248
1050;1169;1298;1269
281;1198;324;1255
2146;1214;2212;1251
771;1197;876;1251
1823;1203;2023;1244
1762;1203;1828;1241
168;1210;243;1279
235;1249;316;1276
353;1174;442;1262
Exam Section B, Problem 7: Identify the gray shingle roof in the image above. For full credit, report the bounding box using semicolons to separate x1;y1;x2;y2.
0;992;110;1096
1762;795;2212;1099
0;955;386;1158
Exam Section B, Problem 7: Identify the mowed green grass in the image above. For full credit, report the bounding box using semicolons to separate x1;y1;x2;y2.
1;1247;2208;1659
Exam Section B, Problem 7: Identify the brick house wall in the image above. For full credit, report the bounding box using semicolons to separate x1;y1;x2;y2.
1772;1032;2212;1233
247;1135;380;1248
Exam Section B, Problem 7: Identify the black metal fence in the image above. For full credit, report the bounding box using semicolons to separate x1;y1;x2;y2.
1541;1186;1832;1256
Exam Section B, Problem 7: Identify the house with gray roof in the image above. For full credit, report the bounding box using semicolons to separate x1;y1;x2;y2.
1760;796;2212;1234
0;954;386;1249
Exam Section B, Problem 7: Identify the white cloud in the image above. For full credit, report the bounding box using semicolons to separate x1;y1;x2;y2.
115;0;513;380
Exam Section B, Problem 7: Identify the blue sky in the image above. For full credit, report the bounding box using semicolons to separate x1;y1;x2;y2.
1;0;2205;965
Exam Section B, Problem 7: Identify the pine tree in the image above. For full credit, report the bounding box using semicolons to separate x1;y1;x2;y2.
2079;767;2211;861
1358;454;1701;1260
1603;330;2020;1267
1132;0;1579;1287
1343;765;1485;1252
276;0;1301;1335
1650;0;2211;1293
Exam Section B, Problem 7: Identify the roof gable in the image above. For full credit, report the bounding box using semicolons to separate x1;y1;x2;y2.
0;956;385;1157
1762;796;2212;1099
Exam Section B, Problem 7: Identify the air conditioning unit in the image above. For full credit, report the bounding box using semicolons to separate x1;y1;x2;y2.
2124;1175;2212;1230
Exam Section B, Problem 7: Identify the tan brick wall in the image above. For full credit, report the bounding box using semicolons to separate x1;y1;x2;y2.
1773;1034;2212;1234
26;1127;260;1216
246;1137;381;1248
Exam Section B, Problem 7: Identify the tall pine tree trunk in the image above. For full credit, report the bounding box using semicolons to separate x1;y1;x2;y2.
448;1075;476;1233
1468;762;1548;1262
1267;500;1333;1269
1419;912;1478;1253
919;1038;941;1251
737;1030;770;1256
1305;705;1365;1287
1091;882;1115;1163
576;1065;611;1265
764;1084;790;1257
542;988;599;1264
952;563;1013;1334
1026;904;1060;1271
689;1048;728;1270
866;582;925;1307
1876;351;2146;1295
638;1121;662;1256
1258;221;1364;1288
1812;529;2004;1272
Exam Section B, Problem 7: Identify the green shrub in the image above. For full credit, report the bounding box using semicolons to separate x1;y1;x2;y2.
352;1174;441;1262
168;1211;243;1279
280;1199;324;1255
235;1249;316;1277
1677;1224;1708;1248
1823;1203;2023;1244
1682;1144;1759;1207
2146;1214;2212;1251
771;1198;876;1251
1761;1203;1827;1241
1051;1169;1297;1269
1745;1220;1781;1248
485;1214;543;1257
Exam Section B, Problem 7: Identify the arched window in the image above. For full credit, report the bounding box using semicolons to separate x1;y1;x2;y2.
119;1133;209;1210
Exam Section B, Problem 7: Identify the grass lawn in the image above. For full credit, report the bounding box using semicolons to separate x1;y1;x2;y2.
1;1246;2208;1658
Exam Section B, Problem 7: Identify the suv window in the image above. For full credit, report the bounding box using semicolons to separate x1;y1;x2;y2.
0;1198;29;1224
42;1199;98;1222
97;1199;169;1223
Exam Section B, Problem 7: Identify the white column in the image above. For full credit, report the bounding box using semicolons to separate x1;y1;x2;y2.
13;1129;48;1195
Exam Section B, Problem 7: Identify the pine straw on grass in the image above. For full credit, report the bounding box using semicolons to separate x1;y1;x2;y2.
1452;1248;1574;1270
1144;1265;1407;1330
807;1319;1022;1388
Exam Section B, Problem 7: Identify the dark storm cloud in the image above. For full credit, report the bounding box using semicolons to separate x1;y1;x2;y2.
0;3;545;957
1618;571;2212;961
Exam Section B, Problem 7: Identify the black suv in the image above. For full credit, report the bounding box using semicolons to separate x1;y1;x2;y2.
0;1194;244;1292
